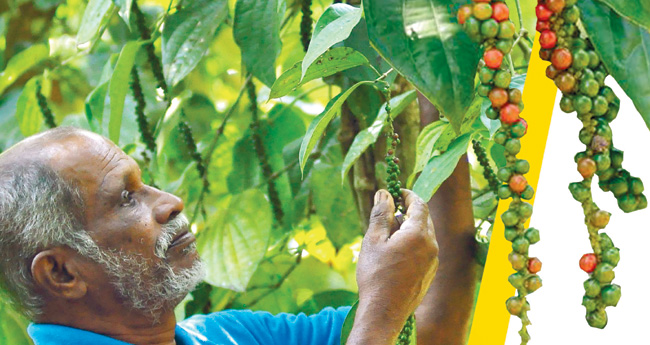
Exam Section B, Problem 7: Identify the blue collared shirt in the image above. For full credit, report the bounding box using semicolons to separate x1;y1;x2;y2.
27;307;350;345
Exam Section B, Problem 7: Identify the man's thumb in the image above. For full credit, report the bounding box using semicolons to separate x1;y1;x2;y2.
366;190;395;240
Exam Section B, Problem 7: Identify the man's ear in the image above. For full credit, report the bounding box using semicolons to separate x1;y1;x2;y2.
31;248;87;300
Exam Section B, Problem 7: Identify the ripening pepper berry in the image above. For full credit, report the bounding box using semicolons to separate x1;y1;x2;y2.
579;253;598;273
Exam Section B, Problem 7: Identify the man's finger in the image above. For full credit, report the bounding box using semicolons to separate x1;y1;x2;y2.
401;189;429;230
366;189;396;241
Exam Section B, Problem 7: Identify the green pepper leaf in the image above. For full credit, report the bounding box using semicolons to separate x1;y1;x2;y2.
363;0;480;133
596;0;650;32
413;132;471;200
299;81;375;174
270;47;368;99
579;0;650;129
15;78;42;137
408;120;447;187
108;41;142;144
77;0;115;46
234;0;285;87
112;0;133;29
0;44;49;96
301;3;363;80
197;189;272;292
162;0;228;87
340;90;417;181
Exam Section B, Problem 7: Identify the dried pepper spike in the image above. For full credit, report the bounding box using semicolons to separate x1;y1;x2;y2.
472;140;499;193
130;67;156;154
247;80;284;225
536;0;644;328
35;80;56;129
300;0;313;52
459;1;539;343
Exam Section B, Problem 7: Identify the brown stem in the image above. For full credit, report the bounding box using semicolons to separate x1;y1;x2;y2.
414;93;478;345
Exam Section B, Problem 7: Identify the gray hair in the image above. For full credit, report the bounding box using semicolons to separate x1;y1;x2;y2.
0;162;99;318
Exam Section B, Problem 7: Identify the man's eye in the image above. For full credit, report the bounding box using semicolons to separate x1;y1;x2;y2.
121;190;135;207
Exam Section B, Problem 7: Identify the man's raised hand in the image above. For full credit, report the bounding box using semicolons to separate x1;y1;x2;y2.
347;189;439;345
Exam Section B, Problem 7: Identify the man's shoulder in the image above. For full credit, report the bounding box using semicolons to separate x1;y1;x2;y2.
176;306;351;344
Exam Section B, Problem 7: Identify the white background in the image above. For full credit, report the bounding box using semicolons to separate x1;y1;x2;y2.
504;79;650;344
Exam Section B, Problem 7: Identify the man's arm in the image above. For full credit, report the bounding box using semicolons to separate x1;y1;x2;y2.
347;189;439;344
414;93;479;345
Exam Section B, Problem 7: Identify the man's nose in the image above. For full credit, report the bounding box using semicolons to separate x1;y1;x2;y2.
152;189;184;224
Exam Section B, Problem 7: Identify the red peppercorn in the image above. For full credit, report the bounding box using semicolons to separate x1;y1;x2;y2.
536;20;551;32
535;4;553;21
539;30;557;49
484;48;504;69
500;104;521;124
579;253;598;273
551;48;573;70
528;257;542;274
457;5;472;25
509;174;528;193
491;2;510;22
546;0;566;13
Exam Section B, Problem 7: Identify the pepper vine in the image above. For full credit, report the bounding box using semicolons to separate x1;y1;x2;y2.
458;1;540;343
472;140;499;193
535;0;645;328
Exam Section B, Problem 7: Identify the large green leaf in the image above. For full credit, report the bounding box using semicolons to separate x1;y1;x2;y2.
197;189;272;292
270;47;368;99
340;90;417;181
363;0;480;132
597;0;650;32
299;81;374;174
85;82;109;131
15;78;42;137
162;0;228;87
233;0;285;87
108;41;142;144
77;0;114;46
579;0;650;129
301;4;363;80
0;44;48;96
413;133;471;200
310;144;363;249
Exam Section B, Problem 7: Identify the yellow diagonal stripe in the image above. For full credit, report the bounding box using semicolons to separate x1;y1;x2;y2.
467;40;557;344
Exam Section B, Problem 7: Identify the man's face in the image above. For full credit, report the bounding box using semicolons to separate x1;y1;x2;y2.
48;131;204;316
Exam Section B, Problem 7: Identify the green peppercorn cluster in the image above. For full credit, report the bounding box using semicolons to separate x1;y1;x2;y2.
35;80;56;129
472;140;499;193
459;2;539;343
396;314;415;345
385;131;403;212
537;0;644;328
300;0;313;52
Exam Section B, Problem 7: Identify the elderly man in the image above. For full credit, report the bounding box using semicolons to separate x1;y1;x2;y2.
0;127;447;345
